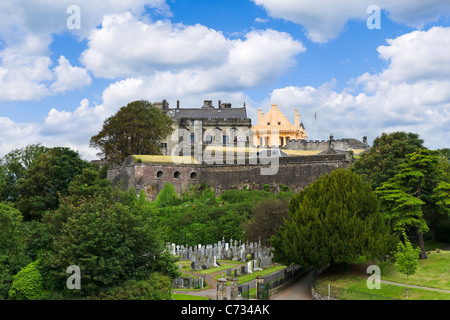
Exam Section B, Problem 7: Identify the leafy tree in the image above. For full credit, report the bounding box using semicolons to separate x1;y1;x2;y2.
376;149;448;259
243;198;290;246
90;100;174;164
16;147;92;221
272;169;397;270
101;273;172;300
0;144;49;202
154;182;180;208
438;148;450;162
8;259;49;300
0;203;30;299
0;167;6;199
41;169;169;297
394;232;420;298
352;132;424;190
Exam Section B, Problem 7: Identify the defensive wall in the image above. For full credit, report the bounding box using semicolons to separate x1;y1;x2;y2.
107;152;354;200
285;136;369;153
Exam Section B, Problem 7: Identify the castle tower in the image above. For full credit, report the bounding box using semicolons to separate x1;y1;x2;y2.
251;104;307;147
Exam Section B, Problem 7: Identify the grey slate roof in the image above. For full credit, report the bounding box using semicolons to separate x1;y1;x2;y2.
169;108;248;120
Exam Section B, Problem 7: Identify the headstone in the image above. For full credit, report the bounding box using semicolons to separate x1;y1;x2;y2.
227;268;231;277
247;261;252;274
202;264;207;270
213;256;219;267
199;277;204;288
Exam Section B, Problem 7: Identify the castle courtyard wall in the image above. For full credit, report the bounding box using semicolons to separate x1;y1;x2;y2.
107;154;352;200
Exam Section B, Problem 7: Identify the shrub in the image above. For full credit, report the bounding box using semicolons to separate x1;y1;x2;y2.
8;259;49;300
102;273;172;300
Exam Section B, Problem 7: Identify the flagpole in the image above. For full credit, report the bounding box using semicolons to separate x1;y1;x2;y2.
314;111;317;140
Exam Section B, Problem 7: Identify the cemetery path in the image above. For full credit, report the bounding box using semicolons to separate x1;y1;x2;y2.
269;271;314;300
172;269;314;300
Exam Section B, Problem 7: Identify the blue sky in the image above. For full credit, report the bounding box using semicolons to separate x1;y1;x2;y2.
0;1;449;160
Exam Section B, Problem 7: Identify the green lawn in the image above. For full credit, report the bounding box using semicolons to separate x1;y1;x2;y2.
172;294;210;300
316;275;450;300
423;241;449;252
317;249;450;300
214;264;286;285
178;259;243;275
378;250;450;291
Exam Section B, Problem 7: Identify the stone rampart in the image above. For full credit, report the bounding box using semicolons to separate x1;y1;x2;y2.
107;153;353;200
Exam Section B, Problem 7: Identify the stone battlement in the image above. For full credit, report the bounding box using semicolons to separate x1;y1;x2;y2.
108;153;353;201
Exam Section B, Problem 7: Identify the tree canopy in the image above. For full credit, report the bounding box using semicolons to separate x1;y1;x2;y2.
352;132;424;190
40;168;178;296
272;169;397;269
90;100;174;164
376;149;449;259
0;144;49;203
16;147;92;221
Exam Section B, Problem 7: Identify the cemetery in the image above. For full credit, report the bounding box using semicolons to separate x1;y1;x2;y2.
167;238;278;294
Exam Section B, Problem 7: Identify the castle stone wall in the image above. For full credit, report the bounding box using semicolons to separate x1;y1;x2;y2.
285;138;369;152
107;153;352;200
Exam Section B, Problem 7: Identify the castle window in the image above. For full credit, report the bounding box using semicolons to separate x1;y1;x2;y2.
174;171;181;179
156;171;164;179
278;122;281;125
223;135;229;145
190;172;198;179
267;122;270;125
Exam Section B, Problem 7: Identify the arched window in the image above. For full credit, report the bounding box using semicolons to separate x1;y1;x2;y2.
156;171;164;179
174;171;181;179
190;172;198;180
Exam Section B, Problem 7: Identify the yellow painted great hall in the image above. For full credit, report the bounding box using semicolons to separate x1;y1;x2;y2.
252;104;307;147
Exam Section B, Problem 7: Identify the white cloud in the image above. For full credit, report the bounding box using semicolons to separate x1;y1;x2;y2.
0;99;107;160
0;35;53;101
0;117;41;156
0;1;168;101
80;13;305;115
0;0;169;42
267;27;450;149
51;56;92;94
251;0;450;42
81;13;232;78
254;18;269;23
81;13;305;81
